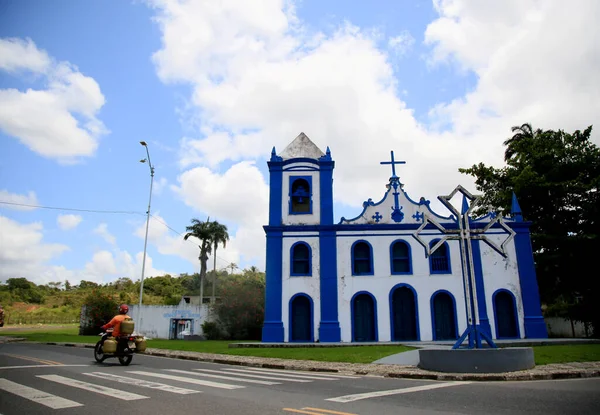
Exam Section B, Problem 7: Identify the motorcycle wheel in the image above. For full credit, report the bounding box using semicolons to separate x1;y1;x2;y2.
118;355;133;366
94;341;106;363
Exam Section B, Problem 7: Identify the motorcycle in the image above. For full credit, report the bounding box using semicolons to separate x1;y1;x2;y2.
94;329;138;366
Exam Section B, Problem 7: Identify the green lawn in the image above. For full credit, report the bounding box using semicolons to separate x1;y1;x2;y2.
2;325;599;365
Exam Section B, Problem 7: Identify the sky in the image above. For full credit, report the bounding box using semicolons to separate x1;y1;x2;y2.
0;0;598;287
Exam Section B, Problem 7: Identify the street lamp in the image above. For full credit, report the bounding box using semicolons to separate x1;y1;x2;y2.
138;141;154;334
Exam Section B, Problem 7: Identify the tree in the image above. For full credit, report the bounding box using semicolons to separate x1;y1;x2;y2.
184;218;229;305
459;124;600;335
209;221;229;302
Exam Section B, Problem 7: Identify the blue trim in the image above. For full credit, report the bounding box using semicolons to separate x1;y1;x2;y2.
514;226;548;338
339;192;390;223
262;230;284;342
351;240;374;276
389;283;420;341
289;293;314;342
429;239;452;274
389;239;413;275
470;240;491;337
268;161;283;226
319;159;334;226
492;289;521;339
319;230;341;342
282;157;320;166
430;290;459;340
265;221;526;233
288;175;313;215
290;242;312;276
284;166;319;171
350;291;379;342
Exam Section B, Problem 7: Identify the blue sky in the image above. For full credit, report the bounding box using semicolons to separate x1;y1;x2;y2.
1;0;598;286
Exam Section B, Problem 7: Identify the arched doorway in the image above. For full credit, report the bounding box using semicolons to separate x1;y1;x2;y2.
290;295;312;341
391;286;418;341
432;291;457;340
494;291;519;338
353;293;376;342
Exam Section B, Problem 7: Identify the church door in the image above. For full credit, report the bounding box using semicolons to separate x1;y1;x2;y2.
291;296;311;341
433;292;457;340
353;294;376;342
495;291;518;338
392;287;418;341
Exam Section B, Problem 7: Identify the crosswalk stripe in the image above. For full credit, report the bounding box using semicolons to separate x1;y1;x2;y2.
192;368;312;383
166;369;281;385
239;367;360;379
0;378;83;409
325;382;472;403
37;374;148;401
0;364;90;370
84;372;200;394
127;371;245;390
222;368;340;380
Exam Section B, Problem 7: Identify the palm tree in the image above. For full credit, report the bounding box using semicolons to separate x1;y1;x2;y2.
227;262;238;275
183;217;213;306
209;221;229;303
503;123;543;162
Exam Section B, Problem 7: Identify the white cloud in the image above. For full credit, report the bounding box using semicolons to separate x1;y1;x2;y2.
57;214;82;230
0;37;107;163
145;0;598;271
0;37;50;74
0;215;69;283
0;190;39;210
388;31;415;56
93;223;117;246
153;177;169;195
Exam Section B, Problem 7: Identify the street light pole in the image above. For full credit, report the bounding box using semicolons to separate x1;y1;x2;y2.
138;141;154;334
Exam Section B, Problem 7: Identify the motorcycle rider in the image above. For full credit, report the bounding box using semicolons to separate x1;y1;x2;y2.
101;304;131;338
0;304;4;327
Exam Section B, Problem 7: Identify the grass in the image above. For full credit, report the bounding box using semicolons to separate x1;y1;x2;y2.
2;325;599;365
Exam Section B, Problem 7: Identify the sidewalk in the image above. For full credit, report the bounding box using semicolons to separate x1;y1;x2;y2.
2;336;599;382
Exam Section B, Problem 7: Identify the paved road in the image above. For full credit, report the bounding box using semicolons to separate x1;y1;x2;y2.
0;343;598;415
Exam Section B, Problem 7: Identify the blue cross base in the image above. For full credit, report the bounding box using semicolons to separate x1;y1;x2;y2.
452;324;498;349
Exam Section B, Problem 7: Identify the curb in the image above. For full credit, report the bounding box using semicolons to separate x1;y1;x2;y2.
29;341;600;382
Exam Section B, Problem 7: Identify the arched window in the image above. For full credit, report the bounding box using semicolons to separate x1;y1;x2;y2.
429;239;451;274
291;242;311;276
352;241;373;275
390;240;412;274
289;176;312;214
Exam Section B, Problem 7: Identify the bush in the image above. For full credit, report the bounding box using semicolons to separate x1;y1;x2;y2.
201;320;223;340
79;290;119;335
212;275;265;340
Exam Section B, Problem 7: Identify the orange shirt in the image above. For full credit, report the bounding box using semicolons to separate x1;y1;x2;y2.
102;314;131;337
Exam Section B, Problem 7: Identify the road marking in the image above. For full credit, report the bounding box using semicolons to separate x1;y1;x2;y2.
37;374;149;400
127;370;245;390
84;372;200;394
0;364;89;370
193;368;312;383
243;367;360;379
0;353;62;366
283;408;358;415
325;381;472;403
167;369;281;385
0;378;83;409
222;368;340;381
303;408;358;415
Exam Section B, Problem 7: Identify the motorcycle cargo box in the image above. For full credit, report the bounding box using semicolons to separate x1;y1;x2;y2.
103;338;117;353
120;318;134;335
135;337;147;352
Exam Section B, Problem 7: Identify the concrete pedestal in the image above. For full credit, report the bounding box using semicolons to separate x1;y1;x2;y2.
418;348;535;373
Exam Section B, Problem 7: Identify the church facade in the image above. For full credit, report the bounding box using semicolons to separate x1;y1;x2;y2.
262;133;548;343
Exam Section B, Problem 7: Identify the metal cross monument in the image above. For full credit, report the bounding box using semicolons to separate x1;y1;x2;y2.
412;185;516;349
380;151;406;222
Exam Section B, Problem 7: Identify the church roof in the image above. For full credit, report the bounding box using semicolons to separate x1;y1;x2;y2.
280;132;325;160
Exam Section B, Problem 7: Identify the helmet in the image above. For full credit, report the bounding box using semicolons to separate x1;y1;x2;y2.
119;304;129;314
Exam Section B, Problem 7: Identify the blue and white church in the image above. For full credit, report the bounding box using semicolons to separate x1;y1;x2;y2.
262;133;548;343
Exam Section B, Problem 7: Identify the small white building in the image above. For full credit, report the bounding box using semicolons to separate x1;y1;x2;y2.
262;133;548;343
128;302;210;339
